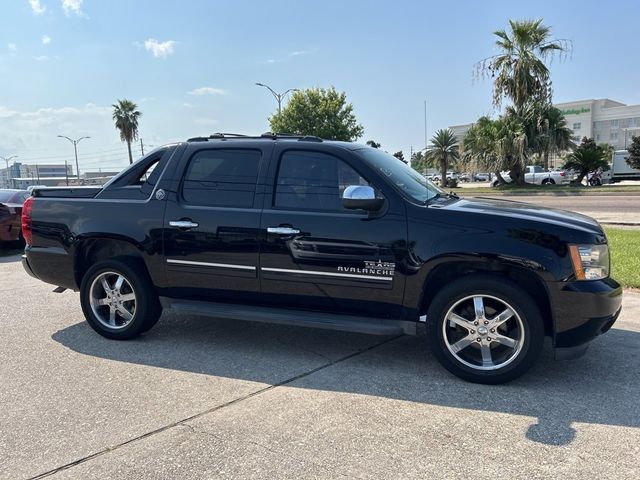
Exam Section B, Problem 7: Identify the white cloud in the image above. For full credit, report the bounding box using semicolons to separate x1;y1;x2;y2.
29;0;46;15
8;43;17;51
0;103;113;154
187;87;225;96
290;50;309;56
61;0;84;16
144;38;176;58
42;35;51;45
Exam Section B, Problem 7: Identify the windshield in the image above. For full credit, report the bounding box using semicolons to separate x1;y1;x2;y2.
356;148;443;203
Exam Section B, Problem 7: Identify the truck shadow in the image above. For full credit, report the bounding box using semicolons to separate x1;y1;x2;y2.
52;312;640;447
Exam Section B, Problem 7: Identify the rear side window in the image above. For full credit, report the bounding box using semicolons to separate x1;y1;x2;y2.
182;149;261;207
274;151;371;211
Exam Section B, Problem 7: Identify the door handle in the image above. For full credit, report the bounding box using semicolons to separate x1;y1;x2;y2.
169;220;199;229
267;226;300;235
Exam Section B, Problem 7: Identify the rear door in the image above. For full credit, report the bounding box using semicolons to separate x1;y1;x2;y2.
163;143;272;303
258;146;408;319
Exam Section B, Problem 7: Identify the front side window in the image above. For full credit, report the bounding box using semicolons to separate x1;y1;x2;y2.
274;151;372;211
182;149;260;207
356;148;443;204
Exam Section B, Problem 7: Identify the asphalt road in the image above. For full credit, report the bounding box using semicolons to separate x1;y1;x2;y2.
466;194;640;225
1;254;639;479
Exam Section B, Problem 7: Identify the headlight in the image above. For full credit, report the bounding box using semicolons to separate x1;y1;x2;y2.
569;244;610;280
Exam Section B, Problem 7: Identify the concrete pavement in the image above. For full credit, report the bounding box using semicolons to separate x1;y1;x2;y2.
1;254;639;479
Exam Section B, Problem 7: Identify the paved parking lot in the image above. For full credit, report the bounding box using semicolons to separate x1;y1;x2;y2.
1;253;639;479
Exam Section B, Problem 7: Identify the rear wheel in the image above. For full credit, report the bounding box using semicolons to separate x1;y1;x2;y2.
426;275;544;384
80;258;162;340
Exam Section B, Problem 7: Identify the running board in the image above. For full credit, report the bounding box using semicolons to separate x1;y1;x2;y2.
160;298;415;336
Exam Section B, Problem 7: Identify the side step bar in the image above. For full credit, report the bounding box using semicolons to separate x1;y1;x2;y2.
160;298;416;336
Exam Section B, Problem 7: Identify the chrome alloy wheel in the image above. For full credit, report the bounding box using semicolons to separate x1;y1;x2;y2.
442;295;524;371
89;271;137;329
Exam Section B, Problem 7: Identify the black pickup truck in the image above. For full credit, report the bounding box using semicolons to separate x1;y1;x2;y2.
22;134;622;383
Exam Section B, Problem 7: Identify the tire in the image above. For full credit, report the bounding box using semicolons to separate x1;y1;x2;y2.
426;275;544;384
541;179;555;185
80;258;162;340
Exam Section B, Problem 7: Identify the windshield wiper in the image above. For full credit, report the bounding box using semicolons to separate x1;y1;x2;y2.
426;191;459;205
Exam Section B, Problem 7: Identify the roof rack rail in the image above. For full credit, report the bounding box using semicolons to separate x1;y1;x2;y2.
187;132;325;142
260;132;323;142
209;132;249;139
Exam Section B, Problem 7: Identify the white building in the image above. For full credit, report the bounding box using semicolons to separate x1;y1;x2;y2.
0;163;73;189
449;98;640;150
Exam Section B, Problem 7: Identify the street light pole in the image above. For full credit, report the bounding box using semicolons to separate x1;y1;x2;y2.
57;135;90;185
255;83;299;114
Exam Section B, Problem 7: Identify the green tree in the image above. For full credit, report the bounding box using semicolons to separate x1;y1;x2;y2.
463;115;527;185
523;104;574;170
393;151;406;163
426;129;460;187
269;87;364;141
476;19;570;110
366;140;381;149
112;99;142;164
627;135;640;169
562;137;609;185
410;150;429;173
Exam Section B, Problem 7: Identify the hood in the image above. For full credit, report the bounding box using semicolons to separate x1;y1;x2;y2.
433;196;603;234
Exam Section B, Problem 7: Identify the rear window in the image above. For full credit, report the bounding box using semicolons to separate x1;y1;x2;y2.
0;191;28;203
182;149;261;207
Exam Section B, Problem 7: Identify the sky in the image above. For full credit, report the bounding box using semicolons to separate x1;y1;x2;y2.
1;0;639;174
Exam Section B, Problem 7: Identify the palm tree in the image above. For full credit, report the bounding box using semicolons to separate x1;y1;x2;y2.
112;99;142;164
522;104;574;170
563;137;609;185
463;114;527;185
426;129;460;187
476;19;570;110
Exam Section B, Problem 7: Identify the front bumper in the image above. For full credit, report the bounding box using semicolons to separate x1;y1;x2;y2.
548;277;622;350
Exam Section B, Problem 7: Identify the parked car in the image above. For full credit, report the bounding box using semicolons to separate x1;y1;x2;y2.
473;173;491;182
493;165;570;186
22;134;622;384
0;189;30;244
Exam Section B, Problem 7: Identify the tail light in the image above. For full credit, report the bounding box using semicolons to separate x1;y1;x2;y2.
21;196;34;246
560;171;566;177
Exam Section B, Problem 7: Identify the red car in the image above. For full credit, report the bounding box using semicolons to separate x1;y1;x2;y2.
0;189;31;244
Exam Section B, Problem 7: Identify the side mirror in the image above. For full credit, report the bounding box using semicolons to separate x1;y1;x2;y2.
342;185;384;211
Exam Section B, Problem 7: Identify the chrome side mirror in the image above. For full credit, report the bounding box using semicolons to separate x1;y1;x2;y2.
342;185;384;211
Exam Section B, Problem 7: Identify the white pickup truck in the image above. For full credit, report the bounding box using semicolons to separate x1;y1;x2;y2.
493;165;570;186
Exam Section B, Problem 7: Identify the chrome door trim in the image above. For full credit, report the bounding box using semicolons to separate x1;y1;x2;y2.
167;259;256;271
261;267;393;281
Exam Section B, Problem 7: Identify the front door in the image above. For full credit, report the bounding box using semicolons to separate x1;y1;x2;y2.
259;148;407;319
163;145;270;303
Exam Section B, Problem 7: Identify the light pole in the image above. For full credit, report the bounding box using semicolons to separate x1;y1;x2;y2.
255;83;298;114
0;155;18;188
57;135;90;185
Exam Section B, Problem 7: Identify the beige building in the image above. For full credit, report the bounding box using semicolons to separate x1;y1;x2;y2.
449;98;640;150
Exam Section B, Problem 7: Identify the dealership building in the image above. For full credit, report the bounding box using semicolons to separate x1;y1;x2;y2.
449;98;640;151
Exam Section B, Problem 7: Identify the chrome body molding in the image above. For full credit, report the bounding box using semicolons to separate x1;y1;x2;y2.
261;267;393;281
166;259;256;271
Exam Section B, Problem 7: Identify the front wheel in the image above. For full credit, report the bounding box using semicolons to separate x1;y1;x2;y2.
426;275;544;384
80;258;162;340
541;178;555;185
